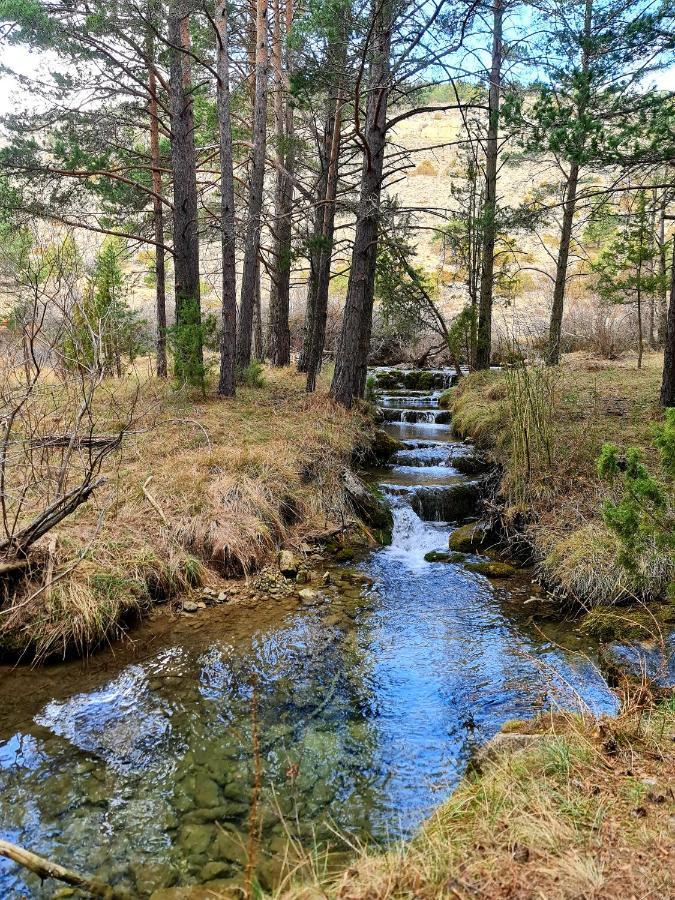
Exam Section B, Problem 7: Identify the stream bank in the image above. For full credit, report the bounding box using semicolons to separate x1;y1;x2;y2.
0;371;372;663
0;366;626;898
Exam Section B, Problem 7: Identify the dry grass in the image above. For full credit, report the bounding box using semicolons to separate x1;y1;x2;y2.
276;702;675;900
0;365;370;660
451;353;673;607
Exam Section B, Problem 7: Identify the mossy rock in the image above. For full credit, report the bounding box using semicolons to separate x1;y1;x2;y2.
334;547;356;562
580;605;673;643
448;522;491;553
465;561;517;578
424;550;467;563
451;452;490;476
343;469;393;543
412;482;480;523
371;526;393;546
369;429;406;464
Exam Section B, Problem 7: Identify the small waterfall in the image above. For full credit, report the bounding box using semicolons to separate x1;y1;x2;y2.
380;494;444;569
385;483;480;523
380;408;451;425
370;367;460;392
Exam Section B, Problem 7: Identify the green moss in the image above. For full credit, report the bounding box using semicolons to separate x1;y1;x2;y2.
334;547;356;562
580;604;674;642
448;522;491;553
465;561;517;578
424;550;467;563
370;429;405;463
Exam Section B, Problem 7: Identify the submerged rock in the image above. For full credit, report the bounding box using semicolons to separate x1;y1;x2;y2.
449;522;492;553
423;550;467;563
465;561;517;578
298;588;320;606
451;451;491;476
601;638;675;689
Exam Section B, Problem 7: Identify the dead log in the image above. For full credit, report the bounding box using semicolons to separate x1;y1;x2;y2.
0;838;127;898
28;434;122;450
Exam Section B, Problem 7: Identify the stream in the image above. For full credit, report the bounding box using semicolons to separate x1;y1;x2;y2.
0;368;619;898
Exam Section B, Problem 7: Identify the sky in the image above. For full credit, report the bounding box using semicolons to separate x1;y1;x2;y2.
0;35;674;118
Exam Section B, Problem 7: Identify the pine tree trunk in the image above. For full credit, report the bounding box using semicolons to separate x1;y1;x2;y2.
236;0;269;369
658;197;668;346
660;237;675;406
168;1;202;376
215;0;237;396
637;278;643;370
546;0;591;366
475;0;503;371
298;95;335;373
546;161;579;365
297;220;320;372
253;268;265;361
148;47;167;379
268;0;294;367
648;190;658;351
306;90;344;392
330;1;391;407
301;24;347;379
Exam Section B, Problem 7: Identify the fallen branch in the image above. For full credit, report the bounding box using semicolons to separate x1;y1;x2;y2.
28;434;122;450
0;559;30;577
142;475;169;526
0;838;127;898
0;477;106;557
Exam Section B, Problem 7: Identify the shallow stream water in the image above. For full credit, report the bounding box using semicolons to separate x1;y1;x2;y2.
0;370;618;897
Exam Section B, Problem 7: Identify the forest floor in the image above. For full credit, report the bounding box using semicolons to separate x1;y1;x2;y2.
280;702;675;900
0;367;371;661
450;351;673;619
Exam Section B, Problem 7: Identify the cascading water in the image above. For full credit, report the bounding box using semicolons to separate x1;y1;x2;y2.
0;368;620;898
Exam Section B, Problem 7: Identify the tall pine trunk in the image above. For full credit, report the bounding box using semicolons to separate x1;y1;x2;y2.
306;93;343;392
168;0;202;379
546;0;591;365
147;38;167;379
215;0;237;396
546;162;579;364
268;0;294;366
475;0;502;371
300;22;347;376
330;0;391;407
236;0;269;369
658;196;668;345
660;236;675;406
298;97;334;373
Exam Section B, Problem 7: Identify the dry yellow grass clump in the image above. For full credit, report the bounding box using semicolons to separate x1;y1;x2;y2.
277;702;675;900
0;366;370;660
451;353;672;607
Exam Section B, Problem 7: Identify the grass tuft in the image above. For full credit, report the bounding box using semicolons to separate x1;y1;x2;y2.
450;354;673;607
275;704;675;899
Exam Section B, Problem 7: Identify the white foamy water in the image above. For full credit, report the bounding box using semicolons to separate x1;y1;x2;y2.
381;498;446;570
